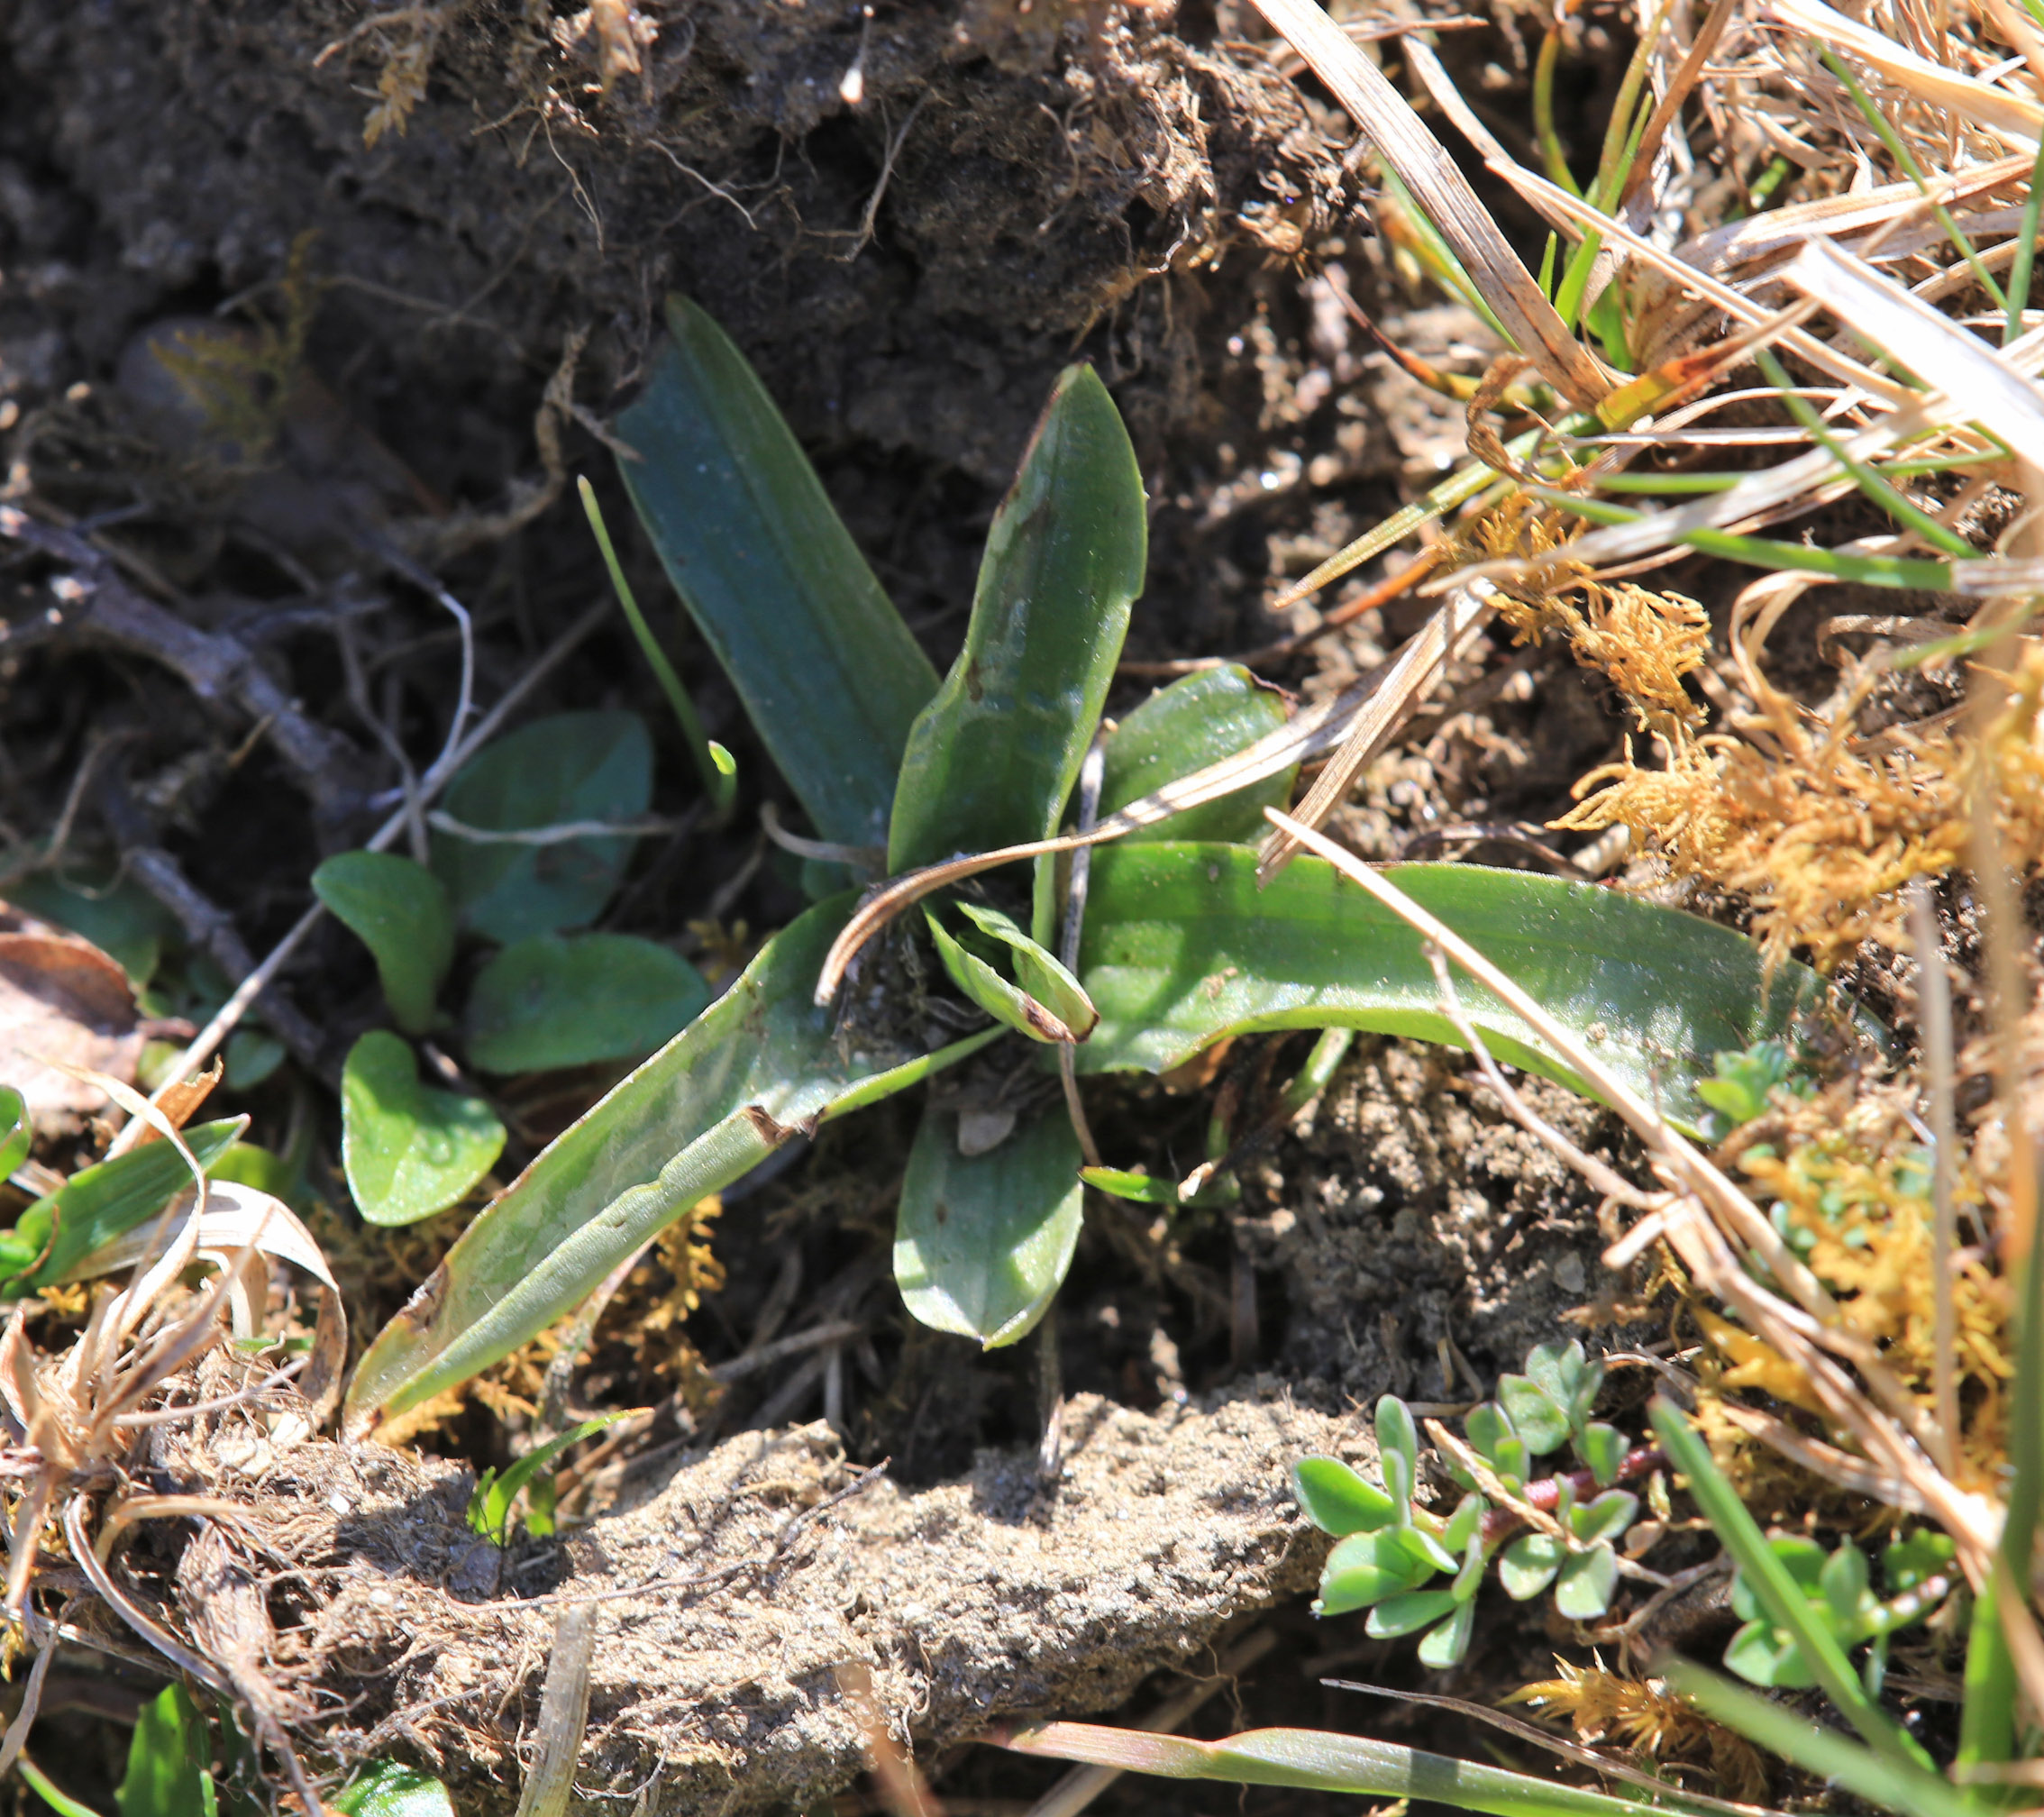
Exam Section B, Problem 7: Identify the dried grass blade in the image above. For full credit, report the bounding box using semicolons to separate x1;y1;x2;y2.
1254;584;1497;881
1763;0;2044;148
1781;237;2044;465
1249;0;1611;407
60;1496;233;1695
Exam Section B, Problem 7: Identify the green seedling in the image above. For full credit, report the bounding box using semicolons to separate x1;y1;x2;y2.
1724;1529;1957;1694
340;1032;503;1226
342;297;1846;1433
466;1412;626;1544
1297;1343;1660;1665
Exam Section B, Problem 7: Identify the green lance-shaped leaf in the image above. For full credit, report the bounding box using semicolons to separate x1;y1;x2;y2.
431;710;654;944
116;1684;214;1817
616;296;939;848
342;1032;506;1227
1293;1456;1400;1537
465;934;711;1073
997;1718;1717;1817
888;363;1147;943
925;900;1098;1045
895;1107;1083;1347
1100;666;1295;845
2;1118;246;1292
312;851;455;1035
1076;845;1840;1135
344;896;996;1434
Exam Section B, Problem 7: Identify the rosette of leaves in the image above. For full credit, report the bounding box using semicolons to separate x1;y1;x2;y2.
1295;1343;1656;1664
342;297;1848;1436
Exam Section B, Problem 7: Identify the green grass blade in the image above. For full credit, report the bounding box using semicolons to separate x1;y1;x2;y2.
23;1757;105;1817
578;476;735;816
343;897;999;1431
1666;1663;1974;1817
2005;135;2044;345
1751;348;1976;557
1532;31;1580;197
999;1719;1716;1817
1648;1400;1936;1772
1814;46;2006;316
1078;846;1846;1135
616;297;939;848
888;365;1146;942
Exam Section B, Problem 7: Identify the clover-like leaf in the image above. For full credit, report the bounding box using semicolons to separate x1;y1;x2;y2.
1571;1489;1639;1548
1499;1532;1566;1601
1554;1541;1620;1621
1294;1457;1400;1537
1496;1372;1571;1456
313;851;456;1035
465;933;711;1073
341;1031;505;1227
1578;1420;1628;1487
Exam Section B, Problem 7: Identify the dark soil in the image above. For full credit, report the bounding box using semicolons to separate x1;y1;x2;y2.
0;4;1684;1813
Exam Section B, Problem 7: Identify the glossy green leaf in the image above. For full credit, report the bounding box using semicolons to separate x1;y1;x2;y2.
954;901;1098;1037
895;1107;1083;1347
616;296;938;847
116;1685;214;1817
926;908;1081;1045
1376;1396;1419;1515
1500;1532;1566;1600
1573;1489;1638;1547
345;897;996;1432
312;851;454;1035
888;364;1147;945
1554;1542;1619;1620
1417;1600;1476;1668
0;1085;29;1179
468;1412;628;1544
1366;1589;1458;1639
1078;846;1840;1135
341;1031;506;1227
1078;1165;1182;1205
430;710;652;943
465;934;712;1073
1100;665;1295;845
1316;1529;1442;1616
331;1764;455;1817
1293;1456;1399;1537
4;1118;245;1292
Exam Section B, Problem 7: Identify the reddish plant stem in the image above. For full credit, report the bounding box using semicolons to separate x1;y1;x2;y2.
1475;1446;1667;1548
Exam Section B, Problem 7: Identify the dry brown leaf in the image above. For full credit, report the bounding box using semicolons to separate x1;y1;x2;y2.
0;928;145;1136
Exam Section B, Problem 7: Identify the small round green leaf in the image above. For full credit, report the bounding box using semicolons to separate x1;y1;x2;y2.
894;1107;1082;1347
312;851;455;1035
465;934;711;1073
342;1031;505;1227
1554;1541;1620;1621
1572;1489;1639;1547
1293;1456;1399;1537
431;710;653;942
